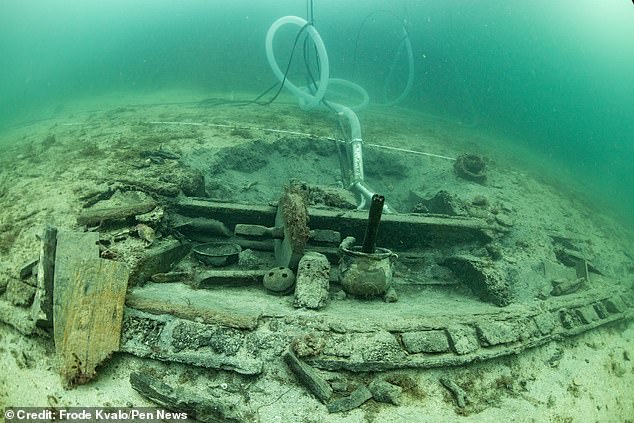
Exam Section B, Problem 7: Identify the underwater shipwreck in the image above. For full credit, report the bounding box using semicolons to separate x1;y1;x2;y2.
1;5;633;423
2;141;633;419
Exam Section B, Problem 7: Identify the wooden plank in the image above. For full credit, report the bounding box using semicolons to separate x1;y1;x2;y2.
125;292;259;330
284;349;333;402
129;372;248;423
53;231;129;387
54;258;129;387
31;225;57;330
77;201;157;226
175;198;276;227
53;231;99;322
175;198;500;249
309;208;497;247
125;283;262;330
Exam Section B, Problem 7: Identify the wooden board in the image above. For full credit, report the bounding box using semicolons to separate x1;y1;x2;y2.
76;201;157;226
126;283;261;330
53;231;129;387
31;225;57;330
175;198;501;249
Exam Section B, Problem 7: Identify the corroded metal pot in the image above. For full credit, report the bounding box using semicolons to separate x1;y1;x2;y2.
339;244;397;298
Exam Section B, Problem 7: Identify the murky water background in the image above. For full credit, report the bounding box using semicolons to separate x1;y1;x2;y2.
1;0;632;228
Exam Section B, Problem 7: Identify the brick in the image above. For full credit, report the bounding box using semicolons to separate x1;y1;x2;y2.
476;321;519;346
575;305;599;324
401;330;450;354
447;327;479;355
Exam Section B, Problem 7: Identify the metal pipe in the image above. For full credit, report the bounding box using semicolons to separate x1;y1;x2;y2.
350;181;395;213
349;137;365;183
362;194;385;253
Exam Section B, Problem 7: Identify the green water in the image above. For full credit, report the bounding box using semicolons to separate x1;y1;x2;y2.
1;0;633;228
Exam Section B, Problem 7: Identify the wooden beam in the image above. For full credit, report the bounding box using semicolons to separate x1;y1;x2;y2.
77;201;157;226
174;198;499;249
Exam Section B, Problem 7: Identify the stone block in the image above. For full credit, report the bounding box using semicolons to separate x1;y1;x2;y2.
369;380;402;405
360;331;407;363
442;255;512;306
476;321;520;346
575;305;599;324
447;326;479;355
401;330;450;353
603;297;627;314
533;313;558;335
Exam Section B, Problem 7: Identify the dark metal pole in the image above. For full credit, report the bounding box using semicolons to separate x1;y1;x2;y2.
362;194;384;253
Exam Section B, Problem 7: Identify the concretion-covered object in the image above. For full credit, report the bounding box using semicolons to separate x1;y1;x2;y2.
263;267;295;293
453;153;486;183
339;238;397;298
294;252;330;309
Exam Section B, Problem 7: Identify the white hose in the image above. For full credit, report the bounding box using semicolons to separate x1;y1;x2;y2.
327;78;370;112
382;26;414;106
266;15;394;211
331;103;362;143
265;16;330;110
265;15;366;168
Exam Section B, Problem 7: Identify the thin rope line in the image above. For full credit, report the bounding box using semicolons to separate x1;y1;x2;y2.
147;120;456;160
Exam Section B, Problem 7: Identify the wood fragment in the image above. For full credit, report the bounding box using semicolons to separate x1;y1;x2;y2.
19;258;39;280
31;226;57;329
231;239;340;264
54;258;128;387
555;248;602;275
440;377;467;408
80;188;115;208
116;179;180;197
125;295;259;330
551;278;584;296
284;349;333;403
151;271;190;283
129;372;249;423
77;201;157;226
575;259;589;281
169;214;232;237
309;229;341;245
128;241;191;286
234;223;284;239
327;385;372;413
